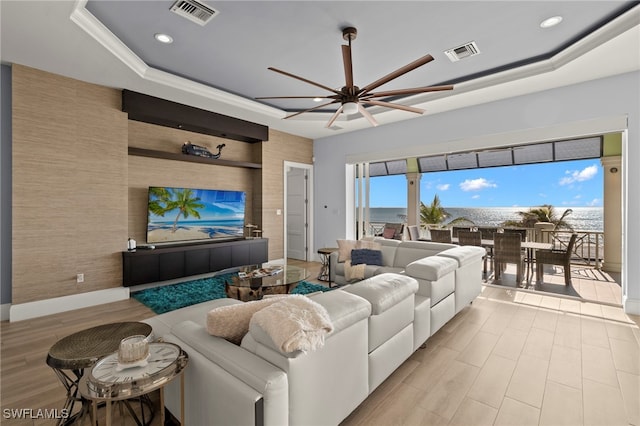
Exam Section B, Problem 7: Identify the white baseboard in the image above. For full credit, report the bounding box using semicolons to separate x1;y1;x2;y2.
623;295;640;316
1;303;10;321
9;287;130;322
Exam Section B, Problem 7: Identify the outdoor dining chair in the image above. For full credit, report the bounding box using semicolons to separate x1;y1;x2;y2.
535;233;578;286
503;227;528;241
429;228;452;243
379;223;404;240
493;232;525;284
458;230;488;277
407;225;421;241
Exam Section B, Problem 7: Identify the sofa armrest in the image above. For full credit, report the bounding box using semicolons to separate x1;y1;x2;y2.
164;320;289;426
329;251;341;282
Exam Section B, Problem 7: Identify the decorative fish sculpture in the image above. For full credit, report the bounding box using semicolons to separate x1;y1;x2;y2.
182;142;226;159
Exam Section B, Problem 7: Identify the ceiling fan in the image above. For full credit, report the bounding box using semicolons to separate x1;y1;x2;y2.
256;27;454;128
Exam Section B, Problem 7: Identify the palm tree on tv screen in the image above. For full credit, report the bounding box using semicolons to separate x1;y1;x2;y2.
148;187;172;217
150;188;205;233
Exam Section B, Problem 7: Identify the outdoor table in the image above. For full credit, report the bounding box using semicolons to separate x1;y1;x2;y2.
453;238;552;283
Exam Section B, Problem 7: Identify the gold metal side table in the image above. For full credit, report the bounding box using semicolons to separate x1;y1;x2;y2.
317;248;338;285
46;321;153;425
80;342;189;426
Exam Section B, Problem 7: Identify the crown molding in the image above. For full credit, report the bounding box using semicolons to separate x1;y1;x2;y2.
70;0;284;119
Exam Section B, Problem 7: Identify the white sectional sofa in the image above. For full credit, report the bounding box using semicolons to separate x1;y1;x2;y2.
329;238;457;285
143;243;485;426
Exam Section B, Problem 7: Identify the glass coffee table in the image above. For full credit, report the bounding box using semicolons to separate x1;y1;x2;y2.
221;263;310;301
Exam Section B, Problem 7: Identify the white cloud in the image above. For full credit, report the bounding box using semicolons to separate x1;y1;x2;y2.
471;195;480;199
559;164;598;186
459;178;497;192
436;183;450;191
587;198;601;206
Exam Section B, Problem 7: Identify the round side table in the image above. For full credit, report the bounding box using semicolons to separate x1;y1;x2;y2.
80;342;189;426
317;247;338;285
46;322;152;425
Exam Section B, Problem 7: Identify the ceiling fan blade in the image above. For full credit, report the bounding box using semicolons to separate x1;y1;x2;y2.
362;99;424;114
342;45;354;91
255;95;339;100
326;105;344;128
284;100;339;119
268;67;341;95
358;54;434;95
363;84;454;98
358;104;378;127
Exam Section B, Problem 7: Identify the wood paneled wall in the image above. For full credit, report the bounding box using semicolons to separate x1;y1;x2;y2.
12;65;128;304
127;121;259;244
11;64;313;304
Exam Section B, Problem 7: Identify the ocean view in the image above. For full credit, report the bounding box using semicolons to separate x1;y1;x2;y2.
366;206;603;232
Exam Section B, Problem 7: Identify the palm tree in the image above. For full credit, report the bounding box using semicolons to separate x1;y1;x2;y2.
147;187;172;217
165;188;205;232
420;194;474;228
502;204;573;230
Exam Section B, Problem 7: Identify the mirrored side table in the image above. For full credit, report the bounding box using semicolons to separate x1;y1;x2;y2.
79;342;189;426
46;322;153;425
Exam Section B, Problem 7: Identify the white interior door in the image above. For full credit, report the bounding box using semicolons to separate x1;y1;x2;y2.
286;167;308;260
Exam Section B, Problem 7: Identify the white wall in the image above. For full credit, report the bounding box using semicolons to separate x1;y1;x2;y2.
313;71;639;314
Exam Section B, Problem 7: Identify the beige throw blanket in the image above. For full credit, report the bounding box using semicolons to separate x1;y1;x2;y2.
344;260;366;282
250;295;334;354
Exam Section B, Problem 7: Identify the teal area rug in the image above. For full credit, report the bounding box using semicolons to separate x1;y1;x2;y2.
132;273;333;314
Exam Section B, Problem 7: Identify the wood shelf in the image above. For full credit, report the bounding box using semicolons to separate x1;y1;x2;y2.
128;147;262;169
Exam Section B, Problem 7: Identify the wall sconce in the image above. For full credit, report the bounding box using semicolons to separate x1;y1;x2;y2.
610;167;618;173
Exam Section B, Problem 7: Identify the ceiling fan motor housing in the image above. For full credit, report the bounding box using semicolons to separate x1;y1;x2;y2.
342;27;357;41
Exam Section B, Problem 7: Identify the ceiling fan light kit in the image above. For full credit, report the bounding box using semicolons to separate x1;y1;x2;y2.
257;26;453;127
342;102;359;115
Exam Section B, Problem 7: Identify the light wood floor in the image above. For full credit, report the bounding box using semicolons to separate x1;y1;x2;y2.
1;260;638;425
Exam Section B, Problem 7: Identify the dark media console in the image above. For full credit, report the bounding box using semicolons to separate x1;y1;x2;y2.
122;238;268;286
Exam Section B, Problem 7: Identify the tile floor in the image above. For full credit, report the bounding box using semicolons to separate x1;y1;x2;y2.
341;284;640;426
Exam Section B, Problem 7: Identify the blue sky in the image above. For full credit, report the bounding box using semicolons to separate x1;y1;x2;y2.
370;159;603;208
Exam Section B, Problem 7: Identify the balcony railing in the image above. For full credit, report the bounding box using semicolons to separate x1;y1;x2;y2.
365;223;604;270
540;229;604;269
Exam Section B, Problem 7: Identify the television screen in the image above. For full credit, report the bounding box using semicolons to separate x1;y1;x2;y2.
146;186;246;244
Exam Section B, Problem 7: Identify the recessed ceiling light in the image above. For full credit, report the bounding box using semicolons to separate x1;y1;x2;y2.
540;16;563;28
313;97;323;102
154;33;174;44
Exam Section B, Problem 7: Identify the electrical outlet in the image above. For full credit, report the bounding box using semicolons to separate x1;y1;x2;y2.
77;273;84;283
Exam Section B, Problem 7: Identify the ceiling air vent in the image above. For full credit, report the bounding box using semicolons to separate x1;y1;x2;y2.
170;0;218;26
444;41;480;62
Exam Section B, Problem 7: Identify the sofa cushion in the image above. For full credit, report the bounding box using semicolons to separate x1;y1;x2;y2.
350;249;383;266
373;266;405;275
310;290;371;334
343;273;418;315
378;239;401;266
392;241;457;268
437;245;486;266
206;296;288;344
405;256;458;281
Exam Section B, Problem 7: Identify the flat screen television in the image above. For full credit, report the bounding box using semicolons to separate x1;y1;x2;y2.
146;186;246;244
